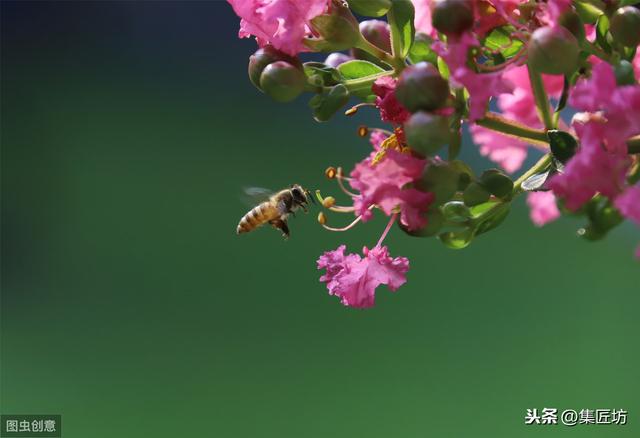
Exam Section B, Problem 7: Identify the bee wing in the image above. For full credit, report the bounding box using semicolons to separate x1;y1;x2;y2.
241;186;275;207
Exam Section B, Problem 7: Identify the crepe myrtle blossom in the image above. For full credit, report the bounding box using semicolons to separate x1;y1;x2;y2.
229;0;640;312
317;215;409;308
227;0;329;56
433;33;513;121
372;76;411;125
526;191;561;227
549;62;640;210
470;65;564;173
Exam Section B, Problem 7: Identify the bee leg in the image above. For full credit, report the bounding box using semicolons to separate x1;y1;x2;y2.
270;219;290;239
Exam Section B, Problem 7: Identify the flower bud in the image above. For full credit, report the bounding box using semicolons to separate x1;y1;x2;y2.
463;182;490;207
348;0;392;18
359;20;392;52
610;6;640;47
416;161;459;205
431;0;474;36
528;26;580;75
404;112;450;156
614;60;636;86
442;201;471;223
351;20;392;63
395;62;450;112
478;169;513;199
259;61;306;103
558;9;586;41
248;46;299;90
324;52;352;68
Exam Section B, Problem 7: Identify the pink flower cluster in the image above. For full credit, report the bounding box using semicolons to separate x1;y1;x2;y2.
317;244;409;308
227;0;329;56
350;147;433;231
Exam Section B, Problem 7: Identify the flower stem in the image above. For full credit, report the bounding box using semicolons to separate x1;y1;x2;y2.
475;112;549;146
342;70;395;94
375;213;398;248
527;64;554;130
354;38;403;73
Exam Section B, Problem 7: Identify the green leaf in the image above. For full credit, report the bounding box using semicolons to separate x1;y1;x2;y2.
483;26;524;59
438;228;474;249
347;0;391;17
408;32;438;64
387;0;415;58
436;56;450;80
595;14;612;54
547;130;578;163
310;84;350;122
337;60;385;80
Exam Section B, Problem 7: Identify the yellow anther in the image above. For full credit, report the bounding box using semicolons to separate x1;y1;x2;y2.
358;125;368;137
325;166;337;179
317;212;327;225
322;196;336;208
345;107;358;116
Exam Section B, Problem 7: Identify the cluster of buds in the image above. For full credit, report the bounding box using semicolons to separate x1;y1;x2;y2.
228;0;640;308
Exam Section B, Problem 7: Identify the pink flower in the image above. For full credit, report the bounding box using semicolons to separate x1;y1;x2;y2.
369;130;388;149
615;185;640;225
372;76;411;125
538;0;572;26
634;49;640;80
227;0;329;56
412;0;433;36
548;120;629;210
570;62;640;152
470;65;564;173
350;148;433;230
433;33;513;121
317;244;409;308
526;191;560;226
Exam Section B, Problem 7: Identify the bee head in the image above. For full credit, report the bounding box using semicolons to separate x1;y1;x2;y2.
290;184;309;204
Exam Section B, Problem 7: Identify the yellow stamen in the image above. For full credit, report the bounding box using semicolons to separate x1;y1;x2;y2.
322;196;336;208
317;212;327;225
325;166;337;179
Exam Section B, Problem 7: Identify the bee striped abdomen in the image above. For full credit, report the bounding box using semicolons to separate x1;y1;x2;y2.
237;202;274;234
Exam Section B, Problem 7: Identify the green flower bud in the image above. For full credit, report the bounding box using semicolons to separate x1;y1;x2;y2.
463;182;491;207
416;161;459;205
248;46;299;90
260;61;306;103
610;6;640;47
478;169;514;199
431;0;474;36
348;0;392;18
449;160;474;191
528;26;580;75
614;60;636;85
442;201;471;223
359;20;392;52
395;62;450;112
404;112;450;156
559;9;586;41
351;20;392;64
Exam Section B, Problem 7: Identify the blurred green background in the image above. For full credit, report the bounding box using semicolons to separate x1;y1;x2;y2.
1;2;638;437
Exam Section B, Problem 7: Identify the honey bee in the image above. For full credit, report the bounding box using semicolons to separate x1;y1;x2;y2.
236;184;313;238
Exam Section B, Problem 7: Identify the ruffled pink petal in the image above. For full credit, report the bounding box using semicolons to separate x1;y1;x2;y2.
526;191;560;227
